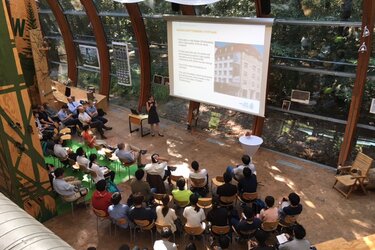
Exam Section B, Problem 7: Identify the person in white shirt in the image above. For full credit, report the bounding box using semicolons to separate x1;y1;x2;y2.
153;227;177;250
53;168;87;202
87;153;115;183
156;194;178;233
76;147;90;167
53;137;76;166
189;160;209;197
183;194;206;230
226;154;257;181
144;154;173;184
78;107;109;139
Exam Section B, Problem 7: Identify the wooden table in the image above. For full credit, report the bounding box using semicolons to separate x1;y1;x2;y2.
51;81;108;111
128;114;149;137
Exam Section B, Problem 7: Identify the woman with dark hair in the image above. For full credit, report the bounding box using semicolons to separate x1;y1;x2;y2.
156;194;177;233
183;194;206;230
88;153;115;183
146;95;163;137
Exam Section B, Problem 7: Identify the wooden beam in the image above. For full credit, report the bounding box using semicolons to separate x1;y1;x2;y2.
338;0;375;165
179;5;201;128
80;0;110;97
252;0;271;136
125;3;151;112
45;0;77;85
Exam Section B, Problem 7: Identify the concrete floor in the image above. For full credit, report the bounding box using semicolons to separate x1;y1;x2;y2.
44;104;375;250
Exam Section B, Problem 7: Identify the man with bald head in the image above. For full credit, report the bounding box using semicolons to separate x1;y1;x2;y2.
67;96;82;118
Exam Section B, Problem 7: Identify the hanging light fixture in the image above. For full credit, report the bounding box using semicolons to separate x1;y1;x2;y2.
362;25;370;38
358;42;367;53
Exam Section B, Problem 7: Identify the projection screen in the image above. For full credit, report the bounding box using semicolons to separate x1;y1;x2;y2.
165;16;274;117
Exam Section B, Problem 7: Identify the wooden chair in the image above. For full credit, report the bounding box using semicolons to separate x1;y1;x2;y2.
155;223;176;242
92;208;111;236
154;193;173;205
190;177;206;188
173;198;190;209
147;174;166;194
211;225;231;238
184;225;205;242
211;176;225;191
237;192;258;204
120;159;135;180
133;219;155;243
219;194;237;207
333;152;373;198
261;220;279;232
232;225;256;241
170;175;185;188
113;218;132;239
197;197;212;209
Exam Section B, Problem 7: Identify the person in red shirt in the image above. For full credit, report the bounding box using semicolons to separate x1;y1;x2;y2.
81;125;96;148
92;179;112;216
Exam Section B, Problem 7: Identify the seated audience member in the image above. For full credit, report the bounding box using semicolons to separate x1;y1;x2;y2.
183;194;206;230
53;168;87;203
237;168;257;194
42;102;59;121
231;206;261;235
130;169;153;202
34;112;55;140
226;155;256;181
144;154;173;184
278;224;311;250
153;227;177;250
88;154;115;183
259;196;279;223
128;194;156;225
37;105;58;128
92;179;112;216
57;104;81;128
115;142;146;167
279;193;303;220
248;230;275;250
76;147;89;167
81;125;108;149
207;197;229;227
156;194;178;233
172;178;193;206
53;136;76;166
217;172;237;201
86;100;108;122
189;161;208;196
108;192;130;229
67;96;82;117
78;107;108;139
47;164;81;190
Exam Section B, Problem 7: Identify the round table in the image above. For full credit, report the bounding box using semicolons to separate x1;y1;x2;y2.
239;135;263;157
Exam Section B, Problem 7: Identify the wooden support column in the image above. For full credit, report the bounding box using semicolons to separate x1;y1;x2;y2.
180;5;201;128
46;0;77;85
338;0;375;165
80;0;111;97
125;3;151;112
252;0;271;136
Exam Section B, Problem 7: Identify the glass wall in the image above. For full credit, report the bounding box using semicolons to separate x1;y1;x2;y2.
37;0;375;166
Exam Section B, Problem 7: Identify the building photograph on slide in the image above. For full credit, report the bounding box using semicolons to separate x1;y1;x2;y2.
214;42;263;101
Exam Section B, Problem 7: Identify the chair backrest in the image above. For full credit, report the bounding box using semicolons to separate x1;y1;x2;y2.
261;220;279;231
174;198;190;208
120;159;135;167
190;177;206;188
197;197;212;208
352;152;373;177
117;218;128;225
147;174;166;194
284;214;299;224
79;164;90;173
184;225;204;235
170;175;184;184
90;170;98;179
220;194;236;204
212;225;230;235
241;192;258;201
216;176;224;182
93;208;107;218
134;219;154;230
155;222;172;233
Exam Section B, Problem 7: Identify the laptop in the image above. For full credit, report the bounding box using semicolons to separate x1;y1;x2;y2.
130;108;140;115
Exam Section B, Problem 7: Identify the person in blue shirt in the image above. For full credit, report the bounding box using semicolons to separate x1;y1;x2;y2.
57;104;81;128
67;96;82;117
108;192;130;229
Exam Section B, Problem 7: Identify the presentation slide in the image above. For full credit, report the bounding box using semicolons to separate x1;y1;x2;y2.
166;16;274;117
